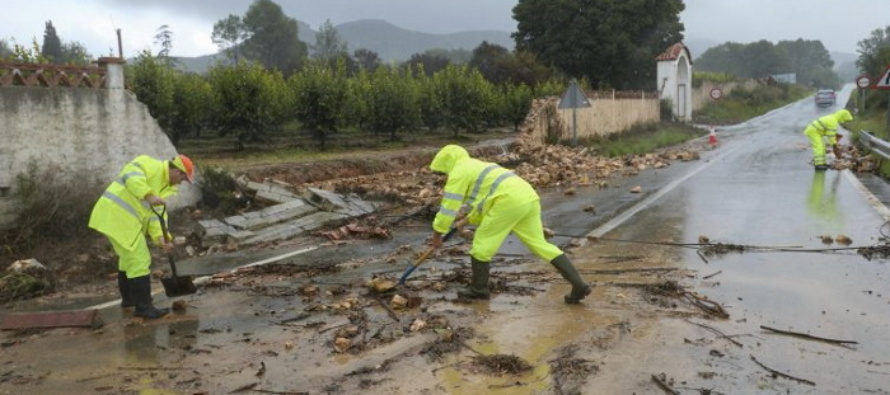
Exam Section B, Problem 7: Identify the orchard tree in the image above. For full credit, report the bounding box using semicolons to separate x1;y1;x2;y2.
127;50;176;136
512;0;684;89
208;61;293;149
365;66;421;141
289;60;349;149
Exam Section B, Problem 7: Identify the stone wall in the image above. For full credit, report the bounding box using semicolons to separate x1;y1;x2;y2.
529;93;661;143
0;60;199;229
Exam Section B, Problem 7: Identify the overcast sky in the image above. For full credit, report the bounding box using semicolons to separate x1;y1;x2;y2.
0;0;886;59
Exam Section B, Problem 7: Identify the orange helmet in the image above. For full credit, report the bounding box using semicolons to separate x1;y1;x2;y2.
171;154;195;183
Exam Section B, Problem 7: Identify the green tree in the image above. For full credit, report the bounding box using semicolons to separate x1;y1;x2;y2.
313;19;348;63
776;39;838;88
857;26;890;77
365;66;421;141
469;41;510;83
434;64;495;137
208;61;292;149
127;50;176;139
352;48;381;72
696;41;790;79
241;0;307;74
502;83;534;132
41;21;63;63
512;0;684;90
168;72;213;145
154;24;175;65
211;14;247;61
59;42;91;65
402;52;450;76
289;60;349;149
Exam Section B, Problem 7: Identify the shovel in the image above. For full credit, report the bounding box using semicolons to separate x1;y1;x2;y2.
151;205;197;298
398;217;468;285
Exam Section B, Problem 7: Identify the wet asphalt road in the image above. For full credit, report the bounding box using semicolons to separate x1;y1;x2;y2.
3;85;890;394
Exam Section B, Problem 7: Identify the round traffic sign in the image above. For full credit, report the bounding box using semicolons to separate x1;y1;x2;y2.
856;75;871;89
709;88;723;100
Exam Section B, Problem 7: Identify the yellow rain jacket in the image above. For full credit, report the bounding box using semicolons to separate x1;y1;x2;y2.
804;109;853;165
89;155;177;251
430;145;562;262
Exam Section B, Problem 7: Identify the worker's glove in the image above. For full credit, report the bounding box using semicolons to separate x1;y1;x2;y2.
428;232;443;249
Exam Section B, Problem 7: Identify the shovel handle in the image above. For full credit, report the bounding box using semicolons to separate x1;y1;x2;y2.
150;204;179;277
398;220;465;284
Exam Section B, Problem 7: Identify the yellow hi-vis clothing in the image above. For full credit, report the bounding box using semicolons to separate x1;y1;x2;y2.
429;145;563;262
803;109;853;166
88;155;178;278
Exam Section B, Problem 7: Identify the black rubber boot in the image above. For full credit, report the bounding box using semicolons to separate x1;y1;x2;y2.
131;275;170;319
457;257;490;299
118;271;136;309
550;254;592;304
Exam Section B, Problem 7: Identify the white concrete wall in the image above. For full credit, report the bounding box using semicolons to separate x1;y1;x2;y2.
0;66;199;228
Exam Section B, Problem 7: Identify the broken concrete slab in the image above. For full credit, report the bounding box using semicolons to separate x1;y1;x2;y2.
305;187;376;216
242;211;350;244
246;180;301;204
224;199;319;231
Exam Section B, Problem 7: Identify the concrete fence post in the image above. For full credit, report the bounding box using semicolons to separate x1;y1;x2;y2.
97;57;126;89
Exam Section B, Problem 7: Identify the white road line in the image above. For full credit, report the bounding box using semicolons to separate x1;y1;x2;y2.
843;170;890;221
88;246;319;311
581;147;737;245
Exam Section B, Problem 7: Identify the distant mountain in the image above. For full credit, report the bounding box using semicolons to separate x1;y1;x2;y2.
170;19;513;73
332;19;513;62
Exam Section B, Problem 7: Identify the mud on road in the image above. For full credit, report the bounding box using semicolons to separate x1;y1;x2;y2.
0;137;773;394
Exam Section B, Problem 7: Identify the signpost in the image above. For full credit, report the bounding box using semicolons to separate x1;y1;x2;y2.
709;87;723;100
857;75;871;115
558;79;591;146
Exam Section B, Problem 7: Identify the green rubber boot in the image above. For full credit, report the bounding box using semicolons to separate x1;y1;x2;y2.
131;275;170;319
457;257;490;299
550;254;592;304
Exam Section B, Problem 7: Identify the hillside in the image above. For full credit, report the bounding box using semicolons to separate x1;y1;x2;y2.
171;19;513;73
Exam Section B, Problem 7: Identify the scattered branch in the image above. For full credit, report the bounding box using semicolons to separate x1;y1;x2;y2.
650;373;680;394
703;270;722;279
760;325;858;347
685;319;743;348
749;355;816;386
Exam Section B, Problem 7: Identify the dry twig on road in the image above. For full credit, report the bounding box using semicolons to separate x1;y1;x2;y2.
749;355;816;386
760;325;858;347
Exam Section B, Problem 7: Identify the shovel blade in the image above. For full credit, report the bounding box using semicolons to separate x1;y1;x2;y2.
161;275;197;297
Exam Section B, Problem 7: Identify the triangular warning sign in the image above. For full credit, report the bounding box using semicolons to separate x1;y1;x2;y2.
558;80;591;109
876;66;890;90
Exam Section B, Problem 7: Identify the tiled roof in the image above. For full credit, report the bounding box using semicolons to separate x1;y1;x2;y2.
655;43;692;63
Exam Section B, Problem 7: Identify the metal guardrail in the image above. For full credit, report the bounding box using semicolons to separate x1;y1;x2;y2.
859;130;890;161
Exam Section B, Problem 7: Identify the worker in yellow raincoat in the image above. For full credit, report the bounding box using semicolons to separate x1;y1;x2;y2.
428;145;591;303
89;154;195;319
803;109;853;171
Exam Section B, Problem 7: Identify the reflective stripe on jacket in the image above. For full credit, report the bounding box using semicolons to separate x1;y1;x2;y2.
429;145;539;234
88;155;178;250
804;109;853;145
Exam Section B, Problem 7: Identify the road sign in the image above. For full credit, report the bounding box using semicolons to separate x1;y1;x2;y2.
558;80;591;109
876;66;890;90
709;88;723;100
856;75;871;89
